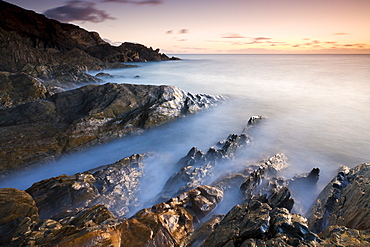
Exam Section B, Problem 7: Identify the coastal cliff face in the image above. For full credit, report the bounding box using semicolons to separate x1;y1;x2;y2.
0;1;176;74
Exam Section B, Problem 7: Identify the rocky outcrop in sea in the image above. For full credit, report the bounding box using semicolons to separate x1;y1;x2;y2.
0;82;225;174
1;119;369;246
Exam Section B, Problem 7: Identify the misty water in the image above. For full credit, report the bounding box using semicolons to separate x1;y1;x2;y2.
1;54;370;215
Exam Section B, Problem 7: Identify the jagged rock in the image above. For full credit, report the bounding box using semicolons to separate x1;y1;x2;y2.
12;204;121;247
157;133;250;201
26;154;146;219
0;72;49;108
199;187;320;247
0;83;224;174
287;168;320;214
185;215;224;247
318;225;370;246
307;163;370;233
242;115;264;133
0;188;39;245
120;185;223;246
240;153;290;203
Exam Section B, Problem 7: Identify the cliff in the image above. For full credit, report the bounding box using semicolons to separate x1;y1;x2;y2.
0;0;177;74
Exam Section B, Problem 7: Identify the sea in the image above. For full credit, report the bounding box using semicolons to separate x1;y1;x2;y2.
1;54;370;214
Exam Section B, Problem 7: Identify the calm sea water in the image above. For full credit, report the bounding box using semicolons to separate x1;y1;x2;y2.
2;54;370;213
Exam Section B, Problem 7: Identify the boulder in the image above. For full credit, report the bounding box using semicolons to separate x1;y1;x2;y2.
307;163;370;233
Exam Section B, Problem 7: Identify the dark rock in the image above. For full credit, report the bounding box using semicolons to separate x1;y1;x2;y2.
0;188;39;245
0;83;225;174
157;133;251;201
307;163;370;233
95;72;114;78
200;187;320;247
0;1;175;92
184;214;224;247
0;72;49;108
26;154;146;219
240;153;289;203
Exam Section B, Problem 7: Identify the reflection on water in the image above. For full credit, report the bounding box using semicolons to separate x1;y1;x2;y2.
1;55;370;214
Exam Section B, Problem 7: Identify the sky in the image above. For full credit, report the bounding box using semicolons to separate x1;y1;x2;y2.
6;0;370;54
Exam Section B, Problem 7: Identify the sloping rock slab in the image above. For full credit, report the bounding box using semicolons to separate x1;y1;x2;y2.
307;163;370;233
0;82;225;174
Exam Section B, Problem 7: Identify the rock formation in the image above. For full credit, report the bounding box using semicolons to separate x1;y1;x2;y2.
0;1;177;74
1;120;370;246
307;163;370;233
0;83;225;174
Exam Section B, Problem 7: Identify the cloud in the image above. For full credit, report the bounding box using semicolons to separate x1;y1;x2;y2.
221;33;246;39
102;0;162;5
177;39;187;42
179;29;188;34
103;38;122;46
44;0;115;23
334;32;349;35
166;30;173;34
253;37;271;41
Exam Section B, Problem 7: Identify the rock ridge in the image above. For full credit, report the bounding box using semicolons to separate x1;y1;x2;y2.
0;83;225;175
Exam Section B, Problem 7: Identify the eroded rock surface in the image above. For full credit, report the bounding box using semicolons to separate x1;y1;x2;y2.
158;133;250;201
0;188;39;245
26;154;146;219
0;83;224;174
307;163;370;233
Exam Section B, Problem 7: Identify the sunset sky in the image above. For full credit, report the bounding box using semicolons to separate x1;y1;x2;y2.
6;0;370;54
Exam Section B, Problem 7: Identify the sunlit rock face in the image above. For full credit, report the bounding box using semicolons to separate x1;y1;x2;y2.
0;83;225;174
307;163;370;233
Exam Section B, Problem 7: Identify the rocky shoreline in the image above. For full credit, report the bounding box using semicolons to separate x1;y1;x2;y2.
1;119;369;246
1;1;369;246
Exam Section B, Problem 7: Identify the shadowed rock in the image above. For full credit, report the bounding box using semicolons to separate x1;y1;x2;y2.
307;163;370;233
0;188;39;245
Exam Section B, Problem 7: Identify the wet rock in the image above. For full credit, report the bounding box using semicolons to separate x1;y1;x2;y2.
158;133;250;200
121;185;223;246
199;186;320;247
307;163;370;233
185;214;224;247
14;204;121;247
26;154;146;219
0;188;39;245
0;83;224;174
242;115;264;133
240;153;290;203
95;72;114;78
